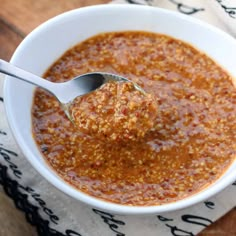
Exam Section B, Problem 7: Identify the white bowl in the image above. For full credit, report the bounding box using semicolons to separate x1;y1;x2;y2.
4;4;236;215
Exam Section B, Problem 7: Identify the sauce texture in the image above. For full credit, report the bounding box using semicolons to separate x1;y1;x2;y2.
32;31;236;206
70;81;158;142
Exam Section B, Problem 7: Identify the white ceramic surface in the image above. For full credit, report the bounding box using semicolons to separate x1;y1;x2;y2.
3;4;236;215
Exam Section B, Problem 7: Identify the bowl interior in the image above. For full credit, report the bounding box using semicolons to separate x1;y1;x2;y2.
4;4;236;214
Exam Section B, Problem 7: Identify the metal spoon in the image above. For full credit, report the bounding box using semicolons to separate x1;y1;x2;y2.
0;59;145;119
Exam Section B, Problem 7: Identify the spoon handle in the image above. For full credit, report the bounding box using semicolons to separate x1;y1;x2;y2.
0;59;55;94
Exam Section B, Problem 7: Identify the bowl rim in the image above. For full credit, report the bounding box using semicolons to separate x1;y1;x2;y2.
3;4;236;215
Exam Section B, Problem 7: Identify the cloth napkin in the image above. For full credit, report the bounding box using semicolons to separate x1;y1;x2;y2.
1;1;236;235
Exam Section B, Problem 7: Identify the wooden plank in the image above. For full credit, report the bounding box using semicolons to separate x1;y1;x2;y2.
0;19;23;60
0;191;37;236
0;0;109;35
199;208;236;236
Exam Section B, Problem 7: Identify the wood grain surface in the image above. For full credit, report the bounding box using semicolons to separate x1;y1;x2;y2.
0;0;235;235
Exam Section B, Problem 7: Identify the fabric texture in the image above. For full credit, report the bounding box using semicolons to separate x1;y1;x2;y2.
1;1;236;235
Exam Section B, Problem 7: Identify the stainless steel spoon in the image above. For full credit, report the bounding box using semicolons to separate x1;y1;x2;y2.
0;59;144;119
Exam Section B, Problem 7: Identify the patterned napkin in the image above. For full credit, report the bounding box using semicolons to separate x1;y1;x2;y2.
112;0;236;37
1;1;236;235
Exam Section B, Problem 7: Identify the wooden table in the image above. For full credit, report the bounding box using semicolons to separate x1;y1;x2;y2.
0;1;235;235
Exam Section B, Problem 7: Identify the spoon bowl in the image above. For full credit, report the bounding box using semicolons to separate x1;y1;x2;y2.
0;59;144;120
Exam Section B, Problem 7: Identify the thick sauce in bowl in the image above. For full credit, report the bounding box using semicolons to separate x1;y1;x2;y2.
32;31;236;206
